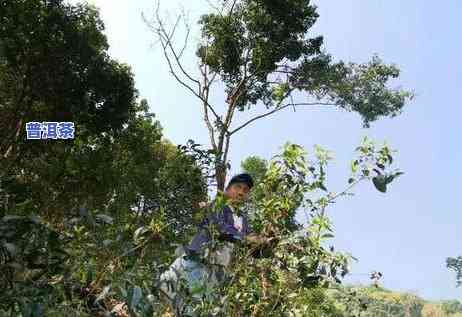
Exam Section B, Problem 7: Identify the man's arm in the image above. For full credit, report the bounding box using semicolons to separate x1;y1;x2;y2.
203;204;271;245
207;210;244;242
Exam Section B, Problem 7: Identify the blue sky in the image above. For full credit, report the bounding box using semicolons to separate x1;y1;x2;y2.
75;0;461;300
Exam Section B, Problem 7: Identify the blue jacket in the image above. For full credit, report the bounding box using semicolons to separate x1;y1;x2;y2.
184;204;252;256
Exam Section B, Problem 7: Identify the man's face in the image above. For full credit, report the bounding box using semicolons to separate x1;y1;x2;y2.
225;182;251;204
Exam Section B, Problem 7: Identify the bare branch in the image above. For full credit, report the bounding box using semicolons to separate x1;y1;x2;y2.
166;12;182;42
217;55;251;167
327;177;365;204
290;92;296;112
208;71;218;86
158;37;202;106
222;133;232;173
229;102;336;136
205;0;224;17
288;72;296;112
144;4;223;124
203;84;217;150
229;0;238;15
219;75;247;156
203;104;217;150
200;40;218;151
178;13;190;59
153;9;200;86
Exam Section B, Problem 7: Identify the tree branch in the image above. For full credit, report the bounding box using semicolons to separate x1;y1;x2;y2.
222;133;231;174
152;8;200;86
219;75;247;162
145;4;223;124
177;9;191;59
201;41;218;151
229;0;238;15
205;0;224;17
229;102;336;136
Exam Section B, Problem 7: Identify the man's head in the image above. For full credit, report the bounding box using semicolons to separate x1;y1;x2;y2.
224;173;254;204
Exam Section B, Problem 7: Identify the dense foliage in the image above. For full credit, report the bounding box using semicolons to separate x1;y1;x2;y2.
0;0;139;161
0;1;207;315
149;139;403;316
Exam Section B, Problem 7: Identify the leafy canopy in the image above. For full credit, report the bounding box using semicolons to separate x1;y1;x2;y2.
196;0;413;126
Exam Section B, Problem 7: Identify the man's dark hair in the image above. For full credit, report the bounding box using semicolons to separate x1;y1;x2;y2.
226;173;254;190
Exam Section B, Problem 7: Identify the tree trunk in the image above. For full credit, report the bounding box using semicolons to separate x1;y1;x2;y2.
216;163;227;192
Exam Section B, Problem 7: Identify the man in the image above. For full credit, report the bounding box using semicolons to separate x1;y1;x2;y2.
158;173;268;316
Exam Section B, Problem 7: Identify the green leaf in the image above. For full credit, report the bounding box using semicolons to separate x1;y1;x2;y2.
387;154;393;164
318;182;328;191
384;171;404;186
351;160;358;173
394;171;404;178
372;176;387;193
